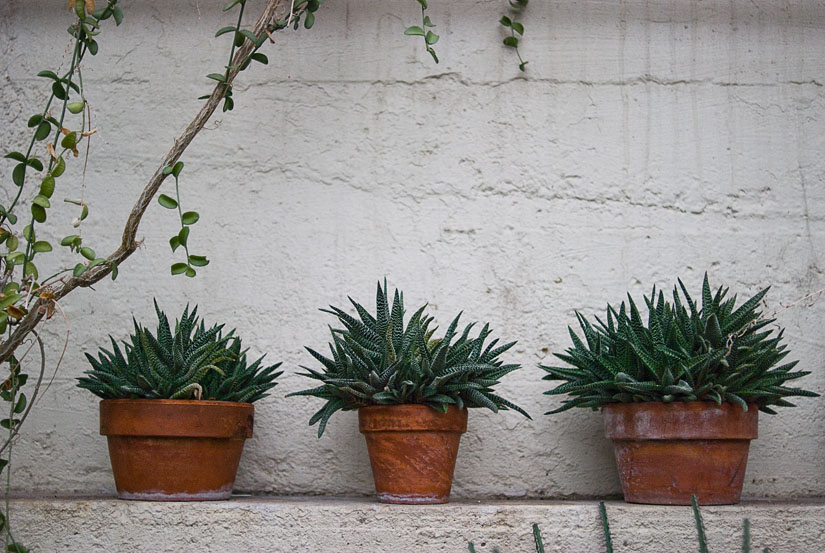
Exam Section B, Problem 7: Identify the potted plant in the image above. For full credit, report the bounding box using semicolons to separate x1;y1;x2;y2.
288;281;530;504
542;274;819;505
77;301;282;501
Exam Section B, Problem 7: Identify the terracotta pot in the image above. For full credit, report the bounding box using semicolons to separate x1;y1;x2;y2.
358;404;468;504
603;401;758;505
100;399;254;501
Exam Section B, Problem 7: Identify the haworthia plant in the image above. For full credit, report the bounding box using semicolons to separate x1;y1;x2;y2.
542;274;818;414
288;280;530;437
77;301;282;402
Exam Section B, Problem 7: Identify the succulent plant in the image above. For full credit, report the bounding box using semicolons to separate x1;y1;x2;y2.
288;281;530;436
77;301;282;402
542;274;818;414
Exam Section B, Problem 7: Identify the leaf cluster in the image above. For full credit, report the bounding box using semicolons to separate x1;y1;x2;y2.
0;0;124;335
205;0;323;111
500;0;529;71
77;301;282;402
288;281;529;436
542;274;818;414
404;0;440;63
157;162;208;277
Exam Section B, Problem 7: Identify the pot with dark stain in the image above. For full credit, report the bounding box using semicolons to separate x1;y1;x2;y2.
100;399;254;501
603;401;758;505
358;404;468;504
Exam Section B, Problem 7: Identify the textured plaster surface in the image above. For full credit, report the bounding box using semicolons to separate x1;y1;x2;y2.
0;0;823;500
14;497;825;552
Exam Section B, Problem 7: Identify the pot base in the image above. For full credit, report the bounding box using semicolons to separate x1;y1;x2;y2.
118;484;233;502
377;492;449;505
613;438;752;505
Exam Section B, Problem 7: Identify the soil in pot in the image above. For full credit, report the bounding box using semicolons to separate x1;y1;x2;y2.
603;401;758;505
358;404;468;504
100;399;254;501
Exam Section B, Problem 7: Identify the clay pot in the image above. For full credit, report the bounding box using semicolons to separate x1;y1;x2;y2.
603;401;758;505
100;399;254;501
358;404;468;504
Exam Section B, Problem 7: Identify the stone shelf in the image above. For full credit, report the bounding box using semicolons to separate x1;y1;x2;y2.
15;496;825;552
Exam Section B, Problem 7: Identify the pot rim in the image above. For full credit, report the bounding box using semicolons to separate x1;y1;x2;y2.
100;398;254;408
602;400;758;440
358;404;468;433
100;398;254;439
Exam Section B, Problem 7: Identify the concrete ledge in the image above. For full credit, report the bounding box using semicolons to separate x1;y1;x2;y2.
14;496;825;552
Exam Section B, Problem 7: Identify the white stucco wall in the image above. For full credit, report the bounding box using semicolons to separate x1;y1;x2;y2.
1;0;823;499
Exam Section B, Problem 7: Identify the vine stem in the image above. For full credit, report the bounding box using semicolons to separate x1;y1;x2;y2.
0;334;45;457
173;172;193;271
0;0;287;365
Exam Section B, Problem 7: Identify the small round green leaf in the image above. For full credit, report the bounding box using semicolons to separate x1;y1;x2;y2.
170;263;188;275
4;152;26;162
31;204;46;223
32;241;52;253
23;261;38;279
22;225;35;242
157;194;178;209
51;157;66;178
32;195;51;209
51;82;67;100
12;164;26;187
61;132;78;150
178;226;190;246
188;255;209;267
27;157;44;171
67;102;84;114
40;176;56;198
80;246;95;260
181;211;200;225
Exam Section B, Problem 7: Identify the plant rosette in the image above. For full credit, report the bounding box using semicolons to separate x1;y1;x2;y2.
289;281;530;504
542;274;818;505
78;302;282;500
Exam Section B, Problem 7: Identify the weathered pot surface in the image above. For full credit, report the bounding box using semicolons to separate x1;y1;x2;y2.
100;399;254;501
603;401;758;505
359;404;468;504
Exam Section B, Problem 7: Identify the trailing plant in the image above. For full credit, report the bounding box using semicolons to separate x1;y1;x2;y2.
500;0;529;71
156;162;209;277
542;274;818;414
77;301;282;402
404;0;440;63
467;497;760;552
288;280;530;437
